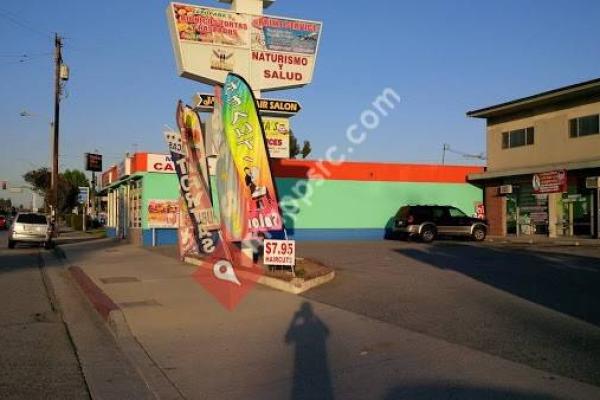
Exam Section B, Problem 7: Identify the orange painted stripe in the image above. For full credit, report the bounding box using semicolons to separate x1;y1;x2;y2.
271;159;483;184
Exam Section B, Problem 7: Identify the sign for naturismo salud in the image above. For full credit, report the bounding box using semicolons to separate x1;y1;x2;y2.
222;73;283;237
166;2;322;91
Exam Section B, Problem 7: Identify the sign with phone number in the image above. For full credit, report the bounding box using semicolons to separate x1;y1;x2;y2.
263;239;296;266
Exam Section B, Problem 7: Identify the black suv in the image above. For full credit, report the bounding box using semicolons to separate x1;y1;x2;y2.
390;205;487;243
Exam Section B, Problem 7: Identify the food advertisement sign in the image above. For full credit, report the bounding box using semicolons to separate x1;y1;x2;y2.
171;4;249;46
148;199;179;228
166;2;322;91
262;117;290;159
532;170;567;194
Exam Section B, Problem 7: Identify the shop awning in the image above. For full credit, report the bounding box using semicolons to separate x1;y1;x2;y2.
96;173;144;194
468;159;600;181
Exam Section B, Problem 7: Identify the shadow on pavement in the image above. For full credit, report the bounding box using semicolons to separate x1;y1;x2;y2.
285;301;334;400
395;243;600;327
382;384;557;400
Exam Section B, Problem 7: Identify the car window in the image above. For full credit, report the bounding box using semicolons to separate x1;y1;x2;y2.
16;214;48;224
432;208;445;219
449;207;467;218
395;207;409;218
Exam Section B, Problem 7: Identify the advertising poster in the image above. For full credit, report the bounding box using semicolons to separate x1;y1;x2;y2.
262;117;290;159
214;85;247;241
171;3;249;47
147;199;179;228
532;170;567;194
251;16;321;54
222;73;283;236
166;2;323;91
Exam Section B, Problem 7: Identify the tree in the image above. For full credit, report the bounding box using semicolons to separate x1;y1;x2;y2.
289;130;300;159
301;141;312;159
288;130;311;159
63;169;89;188
23;168;88;213
0;198;12;212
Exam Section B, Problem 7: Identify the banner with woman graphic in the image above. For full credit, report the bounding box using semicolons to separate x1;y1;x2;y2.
221;73;283;238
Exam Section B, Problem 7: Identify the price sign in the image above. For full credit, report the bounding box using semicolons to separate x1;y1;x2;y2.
263;239;296;266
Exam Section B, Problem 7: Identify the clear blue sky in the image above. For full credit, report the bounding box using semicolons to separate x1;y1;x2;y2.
2;0;600;205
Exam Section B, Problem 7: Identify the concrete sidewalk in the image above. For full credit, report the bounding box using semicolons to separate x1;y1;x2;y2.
60;241;600;400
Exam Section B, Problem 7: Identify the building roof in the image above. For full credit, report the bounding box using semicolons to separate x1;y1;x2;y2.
467;77;600;119
468;158;600;181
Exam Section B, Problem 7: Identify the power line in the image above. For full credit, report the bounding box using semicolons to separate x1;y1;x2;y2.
0;8;53;39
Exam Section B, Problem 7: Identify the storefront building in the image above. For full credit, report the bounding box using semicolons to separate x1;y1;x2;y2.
99;153;484;245
467;78;600;238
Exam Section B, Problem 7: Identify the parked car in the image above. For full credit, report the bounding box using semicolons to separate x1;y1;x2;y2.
8;213;53;249
0;215;7;230
391;205;488;243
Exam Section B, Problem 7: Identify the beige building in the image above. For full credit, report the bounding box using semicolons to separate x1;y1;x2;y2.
467;78;600;238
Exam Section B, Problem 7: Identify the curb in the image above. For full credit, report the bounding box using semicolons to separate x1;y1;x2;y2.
59;249;185;399
184;256;335;294
486;237;600;247
69;266;119;321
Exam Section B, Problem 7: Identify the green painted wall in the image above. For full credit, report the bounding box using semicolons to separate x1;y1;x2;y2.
275;178;482;230
136;172;482;231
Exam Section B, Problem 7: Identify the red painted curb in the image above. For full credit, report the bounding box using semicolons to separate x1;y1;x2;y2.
69;266;119;321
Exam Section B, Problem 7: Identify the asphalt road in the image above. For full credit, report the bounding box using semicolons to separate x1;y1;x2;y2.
0;230;90;399
299;239;600;387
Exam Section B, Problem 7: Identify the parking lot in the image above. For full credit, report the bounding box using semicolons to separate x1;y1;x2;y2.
299;239;600;386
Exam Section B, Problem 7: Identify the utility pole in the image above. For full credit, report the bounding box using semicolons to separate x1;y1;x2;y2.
51;33;62;225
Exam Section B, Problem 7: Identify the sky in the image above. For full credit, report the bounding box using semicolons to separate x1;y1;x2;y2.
2;0;600;206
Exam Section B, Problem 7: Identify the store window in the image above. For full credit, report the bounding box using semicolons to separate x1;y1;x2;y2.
569;114;599;138
502;127;534;149
129;180;143;228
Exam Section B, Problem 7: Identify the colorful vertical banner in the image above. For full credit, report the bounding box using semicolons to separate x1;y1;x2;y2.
222;73;283;237
165;102;221;258
178;196;199;257
214;85;247;241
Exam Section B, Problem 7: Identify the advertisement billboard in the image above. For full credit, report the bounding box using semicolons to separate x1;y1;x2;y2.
147;199;179;228
84;153;103;172
262;117;290;159
166;2;322;91
532;170;567;194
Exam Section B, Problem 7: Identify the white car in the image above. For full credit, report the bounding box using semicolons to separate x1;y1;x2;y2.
8;213;53;249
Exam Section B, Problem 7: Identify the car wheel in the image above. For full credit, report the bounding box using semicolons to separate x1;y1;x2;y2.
8;240;16;249
420;227;436;243
472;226;486;241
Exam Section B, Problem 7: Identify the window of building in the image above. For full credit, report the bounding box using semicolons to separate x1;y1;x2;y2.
569;114;599;138
129;180;142;228
502;127;534;149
